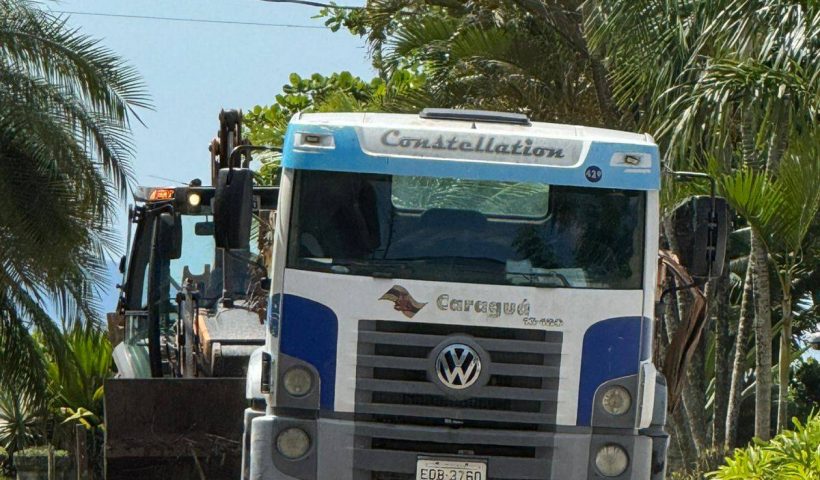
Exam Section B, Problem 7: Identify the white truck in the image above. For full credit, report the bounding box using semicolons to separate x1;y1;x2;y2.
236;109;726;480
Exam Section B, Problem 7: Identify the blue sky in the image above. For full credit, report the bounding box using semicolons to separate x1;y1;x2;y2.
51;0;373;310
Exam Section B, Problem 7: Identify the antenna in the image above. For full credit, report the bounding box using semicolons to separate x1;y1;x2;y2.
146;175;187;185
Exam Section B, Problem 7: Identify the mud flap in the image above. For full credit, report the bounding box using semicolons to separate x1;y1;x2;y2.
104;378;246;479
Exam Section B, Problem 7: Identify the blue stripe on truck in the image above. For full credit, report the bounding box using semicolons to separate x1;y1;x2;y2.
576;316;644;426
280;294;339;410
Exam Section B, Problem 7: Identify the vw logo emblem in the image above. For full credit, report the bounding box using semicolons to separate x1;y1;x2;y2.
436;344;481;390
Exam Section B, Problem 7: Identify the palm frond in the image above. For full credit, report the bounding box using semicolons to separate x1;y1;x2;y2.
0;0;148;409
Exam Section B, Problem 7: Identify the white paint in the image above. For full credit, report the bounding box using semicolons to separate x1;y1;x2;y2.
638;361;658;429
291;112;656;147
281;268;644;425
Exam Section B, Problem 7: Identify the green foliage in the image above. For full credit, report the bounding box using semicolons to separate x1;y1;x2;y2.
245;71;379;147
0;0;147;407
789;359;820;423
367;2;605;125
0;325;112;460
709;412;820;479
315;4;367;35
12;447;72;473
0;387;44;454
43;325;112;433
12;446;68;458
586;0;819;170
245;69;424;186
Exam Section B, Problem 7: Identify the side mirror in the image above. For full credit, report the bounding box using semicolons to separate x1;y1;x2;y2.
213;168;253;249
669;196;728;279
157;212;182;260
194;221;215;236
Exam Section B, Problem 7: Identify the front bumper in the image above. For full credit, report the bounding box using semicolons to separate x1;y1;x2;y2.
244;411;668;480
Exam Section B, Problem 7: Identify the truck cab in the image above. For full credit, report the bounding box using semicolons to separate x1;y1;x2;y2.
245;109;670;479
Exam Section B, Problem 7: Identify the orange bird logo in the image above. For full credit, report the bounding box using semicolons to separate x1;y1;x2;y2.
379;285;427;318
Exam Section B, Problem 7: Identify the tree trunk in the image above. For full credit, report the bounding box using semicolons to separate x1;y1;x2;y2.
682;331;709;456
776;288;793;433
666;276;708;456
711;262;731;453
670;406;697;471
768;116;789;434
655;284;697;472
588;54;623;128
724;254;755;450
751;231;773;441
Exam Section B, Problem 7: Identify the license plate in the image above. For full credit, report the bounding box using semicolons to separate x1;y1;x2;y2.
416;457;487;480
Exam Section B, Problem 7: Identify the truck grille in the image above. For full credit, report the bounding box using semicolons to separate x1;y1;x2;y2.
354;320;561;479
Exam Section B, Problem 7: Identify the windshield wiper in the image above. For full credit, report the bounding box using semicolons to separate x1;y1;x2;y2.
331;259;411;279
397;256;506;268
508;270;571;287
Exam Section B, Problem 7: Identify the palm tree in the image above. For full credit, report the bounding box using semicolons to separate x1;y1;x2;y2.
718;147;820;433
0;0;148;407
348;0;619;126
587;0;818;443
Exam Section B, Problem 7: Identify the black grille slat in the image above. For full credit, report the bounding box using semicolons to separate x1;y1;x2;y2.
358;379;558;402
360;331;562;355
488;363;560;377
358;355;428;370
357;402;556;424
356;320;561;480
357;423;554;447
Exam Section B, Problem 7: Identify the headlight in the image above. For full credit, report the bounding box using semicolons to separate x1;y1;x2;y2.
601;385;631;416
187;192;201;207
595;444;629;477
276;427;311;459
283;366;314;397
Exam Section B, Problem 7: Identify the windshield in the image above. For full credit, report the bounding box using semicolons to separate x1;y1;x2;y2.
125;212;262;312
287;170;645;289
167;214;261;305
168;215;219;300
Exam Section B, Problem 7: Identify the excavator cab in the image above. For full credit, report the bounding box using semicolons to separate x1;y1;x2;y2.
104;111;279;478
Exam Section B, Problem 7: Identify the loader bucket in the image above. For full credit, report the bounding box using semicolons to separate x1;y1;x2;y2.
104;378;246;479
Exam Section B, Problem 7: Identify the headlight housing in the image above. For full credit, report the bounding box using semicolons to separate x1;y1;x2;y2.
600;385;631;416
595;444;629;477
283;366;314;397
276;427;311;459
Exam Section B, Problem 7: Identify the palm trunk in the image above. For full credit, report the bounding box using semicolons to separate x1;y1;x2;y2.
751;231;773;441
768;118;790;434
682;332;709;456
668;278;708;456
589;54;623;128
670;406;697;470
656;277;697;471
711;263;731;453
724;254;755;450
776;284;793;433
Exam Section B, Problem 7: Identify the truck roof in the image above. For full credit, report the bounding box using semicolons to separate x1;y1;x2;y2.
292;112;657;147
